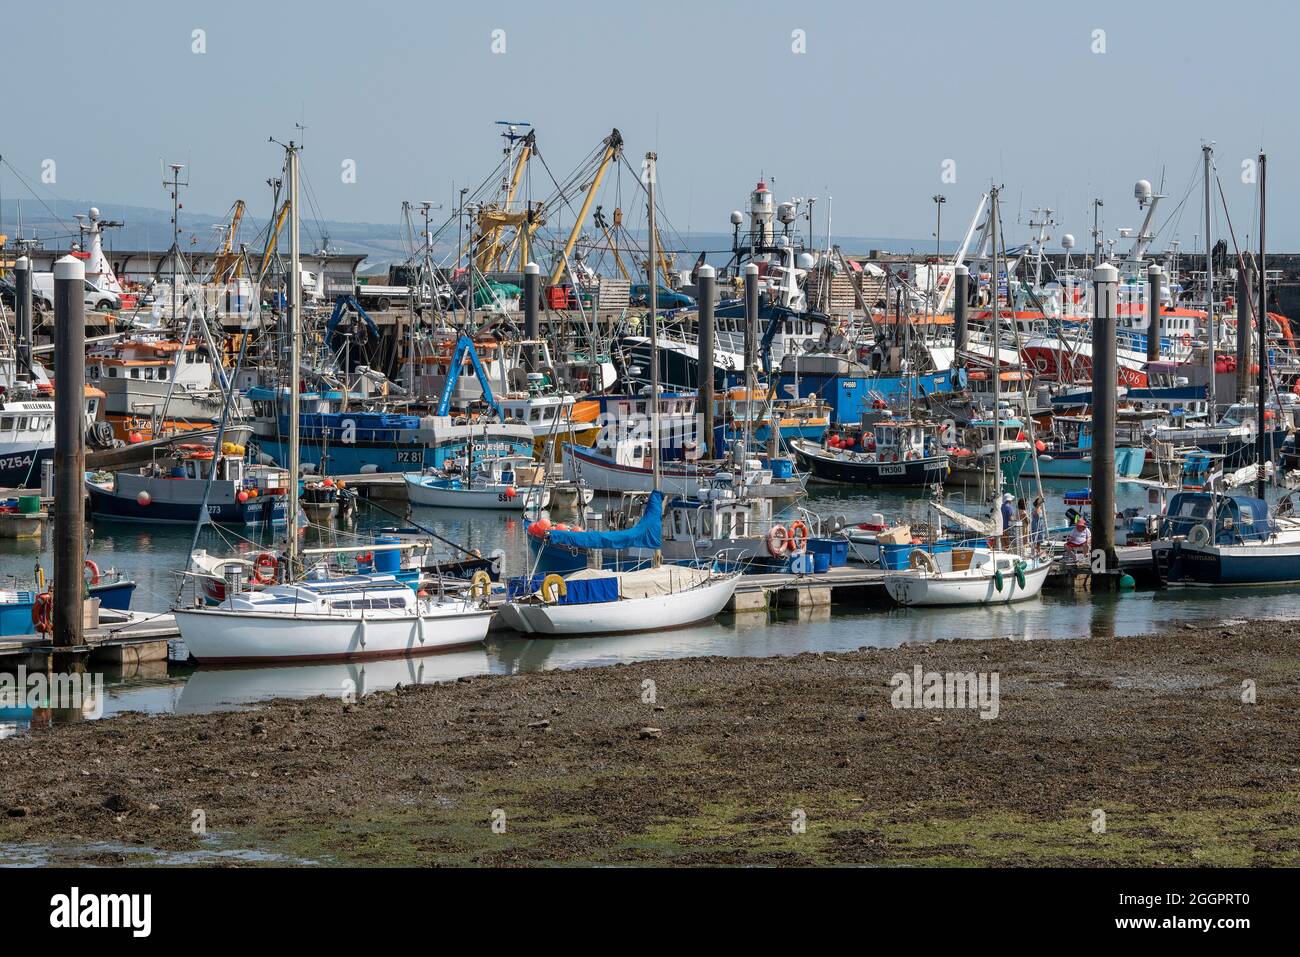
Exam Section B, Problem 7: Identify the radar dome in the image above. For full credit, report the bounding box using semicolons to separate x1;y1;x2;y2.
730;210;744;225
1062;233;1076;250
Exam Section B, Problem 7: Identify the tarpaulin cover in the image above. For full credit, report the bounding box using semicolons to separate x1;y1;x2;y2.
547;490;663;551
506;575;618;605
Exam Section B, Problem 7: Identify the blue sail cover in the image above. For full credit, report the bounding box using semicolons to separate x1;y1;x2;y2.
547;490;663;551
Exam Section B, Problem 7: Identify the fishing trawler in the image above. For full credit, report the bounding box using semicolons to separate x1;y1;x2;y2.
713;387;829;450
0;384;107;488
790;417;949;486
87;337;239;440
87;441;289;525
246;387;534;475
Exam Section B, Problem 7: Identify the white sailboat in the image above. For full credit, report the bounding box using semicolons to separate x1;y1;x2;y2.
496;564;738;636
499;155;740;637
174;141;494;663
887;187;1051;608
884;546;1050;606
174;575;492;663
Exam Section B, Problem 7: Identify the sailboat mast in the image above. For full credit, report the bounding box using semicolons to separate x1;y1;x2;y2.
287;141;302;572
646;152;661;489
990;186;1002;498
1203;144;1216;417
1256;150;1268;499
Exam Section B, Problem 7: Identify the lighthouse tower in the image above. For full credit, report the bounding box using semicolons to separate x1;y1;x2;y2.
749;179;774;260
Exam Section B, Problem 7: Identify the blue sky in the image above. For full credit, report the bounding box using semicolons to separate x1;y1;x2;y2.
3;0;1296;250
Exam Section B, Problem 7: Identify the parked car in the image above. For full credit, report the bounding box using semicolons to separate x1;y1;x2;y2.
0;275;53;311
630;283;694;309
30;273;119;312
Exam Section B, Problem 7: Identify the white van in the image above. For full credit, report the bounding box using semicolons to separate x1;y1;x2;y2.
31;272;121;312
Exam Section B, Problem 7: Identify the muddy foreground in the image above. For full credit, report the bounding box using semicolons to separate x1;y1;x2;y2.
2;621;1298;866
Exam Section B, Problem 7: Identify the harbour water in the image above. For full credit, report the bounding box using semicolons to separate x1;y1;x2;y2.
3;479;1295;728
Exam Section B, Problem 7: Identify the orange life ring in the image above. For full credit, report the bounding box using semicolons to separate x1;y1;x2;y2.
1181;332;1192;347
32;592;53;634
253;551;279;585
787;520;809;552
766;524;789;557
356;551;374;565
83;559;101;586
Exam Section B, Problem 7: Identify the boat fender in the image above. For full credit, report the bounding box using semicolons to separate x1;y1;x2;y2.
357;617;367;648
540;573;567;604
908;550;938;574
470;570;491;599
1013;560;1026;589
766;524;789;557
994;570;1004;592
787;520;810;553
415;614;426;644
253;551;279;585
83;559;101;587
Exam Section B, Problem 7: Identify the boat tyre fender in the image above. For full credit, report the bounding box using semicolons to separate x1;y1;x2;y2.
32;592;53;635
470;570;491;599
908;549;938;574
766;524;789;558
253;551;279;585
83;559;101;587
541;573;567;604
1187;523;1212;547
787;520;810;553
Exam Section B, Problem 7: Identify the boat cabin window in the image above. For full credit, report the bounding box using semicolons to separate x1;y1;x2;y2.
1175;497;1213;520
329;597;407;611
0;417;12;431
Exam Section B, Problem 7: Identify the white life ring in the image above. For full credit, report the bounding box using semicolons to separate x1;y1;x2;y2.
766;524;790;557
1187;523;1212;547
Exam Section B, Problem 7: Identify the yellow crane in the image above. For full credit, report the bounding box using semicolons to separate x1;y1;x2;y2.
211;200;246;283
472;130;539;273
257;199;291;284
548;129;622;286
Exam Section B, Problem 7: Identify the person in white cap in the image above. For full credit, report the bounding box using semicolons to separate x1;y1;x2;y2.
1000;493;1015;549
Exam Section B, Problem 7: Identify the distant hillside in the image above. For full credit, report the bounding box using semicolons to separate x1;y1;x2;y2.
1;199;948;272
